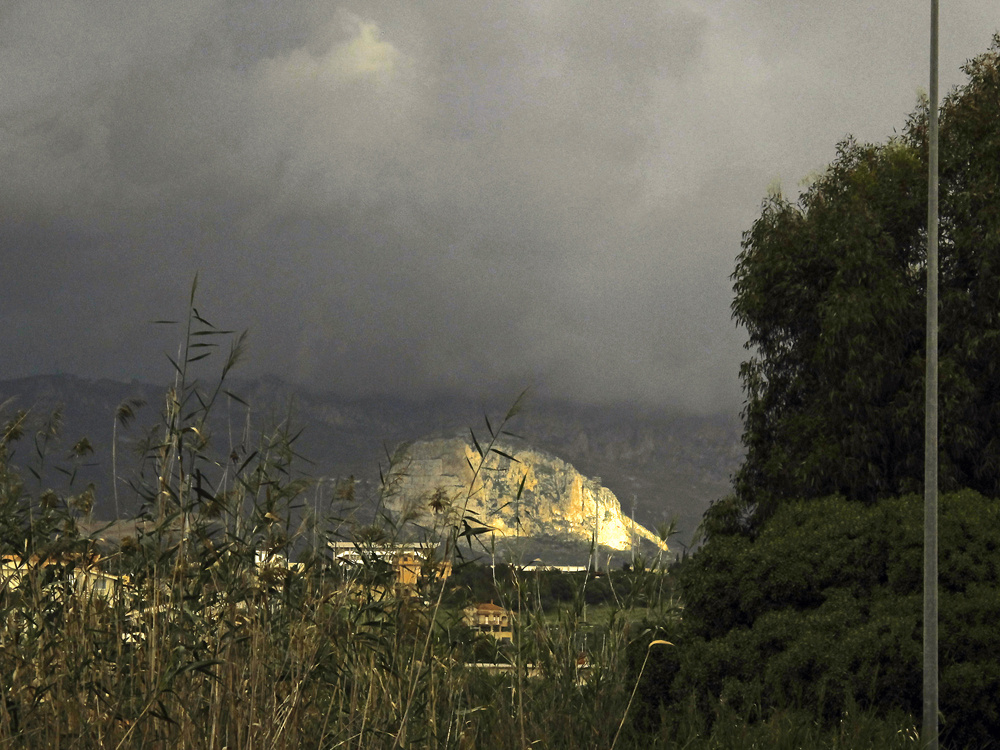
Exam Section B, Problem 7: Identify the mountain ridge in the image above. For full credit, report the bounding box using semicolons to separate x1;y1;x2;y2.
383;434;669;554
0;374;743;546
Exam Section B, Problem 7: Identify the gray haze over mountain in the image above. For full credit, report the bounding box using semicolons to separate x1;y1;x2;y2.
0;373;742;547
2;1;995;412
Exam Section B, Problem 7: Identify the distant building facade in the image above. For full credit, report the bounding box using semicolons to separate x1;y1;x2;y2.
463;601;513;642
327;541;452;596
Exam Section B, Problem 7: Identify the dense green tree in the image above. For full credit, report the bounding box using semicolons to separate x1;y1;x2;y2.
662;492;1000;749
726;35;1000;531
662;35;1000;749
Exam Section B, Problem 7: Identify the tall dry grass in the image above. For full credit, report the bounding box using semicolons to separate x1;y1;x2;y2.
0;286;921;749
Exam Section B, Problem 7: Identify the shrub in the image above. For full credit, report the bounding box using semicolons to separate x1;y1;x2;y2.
672;491;1000;748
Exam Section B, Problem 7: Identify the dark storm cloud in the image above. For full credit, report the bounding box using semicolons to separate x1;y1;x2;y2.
0;1;996;412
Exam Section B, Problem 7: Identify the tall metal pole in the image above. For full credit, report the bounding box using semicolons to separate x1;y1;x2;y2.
923;1;940;747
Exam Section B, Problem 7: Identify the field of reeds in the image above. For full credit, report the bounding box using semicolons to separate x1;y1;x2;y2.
0;293;925;749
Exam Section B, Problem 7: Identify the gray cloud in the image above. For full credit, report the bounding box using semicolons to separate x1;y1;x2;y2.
1;1;996;413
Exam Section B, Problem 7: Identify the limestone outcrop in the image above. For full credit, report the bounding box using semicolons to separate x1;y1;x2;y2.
383;436;668;553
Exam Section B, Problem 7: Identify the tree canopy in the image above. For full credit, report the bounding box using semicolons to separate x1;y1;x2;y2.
652;34;1000;749
675;491;1000;749
723;34;1000;532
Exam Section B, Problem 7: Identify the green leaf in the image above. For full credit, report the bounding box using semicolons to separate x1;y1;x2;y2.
164;353;183;375
504;388;529;421
490;448;519;463
515;473;527;501
223;389;249;407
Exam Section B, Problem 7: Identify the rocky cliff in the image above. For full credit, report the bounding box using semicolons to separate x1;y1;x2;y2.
384;436;668;553
0;375;742;544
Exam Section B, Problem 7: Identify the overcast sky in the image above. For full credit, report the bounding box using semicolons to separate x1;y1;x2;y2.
1;1;995;413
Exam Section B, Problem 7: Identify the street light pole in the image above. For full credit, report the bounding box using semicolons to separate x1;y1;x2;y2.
923;1;940;748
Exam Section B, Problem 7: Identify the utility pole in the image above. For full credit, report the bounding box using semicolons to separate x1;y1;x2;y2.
923;1;940;747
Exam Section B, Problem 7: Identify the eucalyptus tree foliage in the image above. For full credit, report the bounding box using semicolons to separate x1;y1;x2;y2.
722;35;1000;534
675;491;1000;750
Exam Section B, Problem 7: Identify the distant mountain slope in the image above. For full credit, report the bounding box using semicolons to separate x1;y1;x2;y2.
384;434;669;552
0;374;742;544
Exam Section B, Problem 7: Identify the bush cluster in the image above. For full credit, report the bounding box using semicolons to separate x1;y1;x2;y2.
643;493;1000;749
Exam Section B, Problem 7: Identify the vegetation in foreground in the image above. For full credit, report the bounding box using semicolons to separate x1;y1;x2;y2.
698;33;1000;750
0;291;921;749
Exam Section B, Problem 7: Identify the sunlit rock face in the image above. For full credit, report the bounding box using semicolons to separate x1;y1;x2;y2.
383;436;667;552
